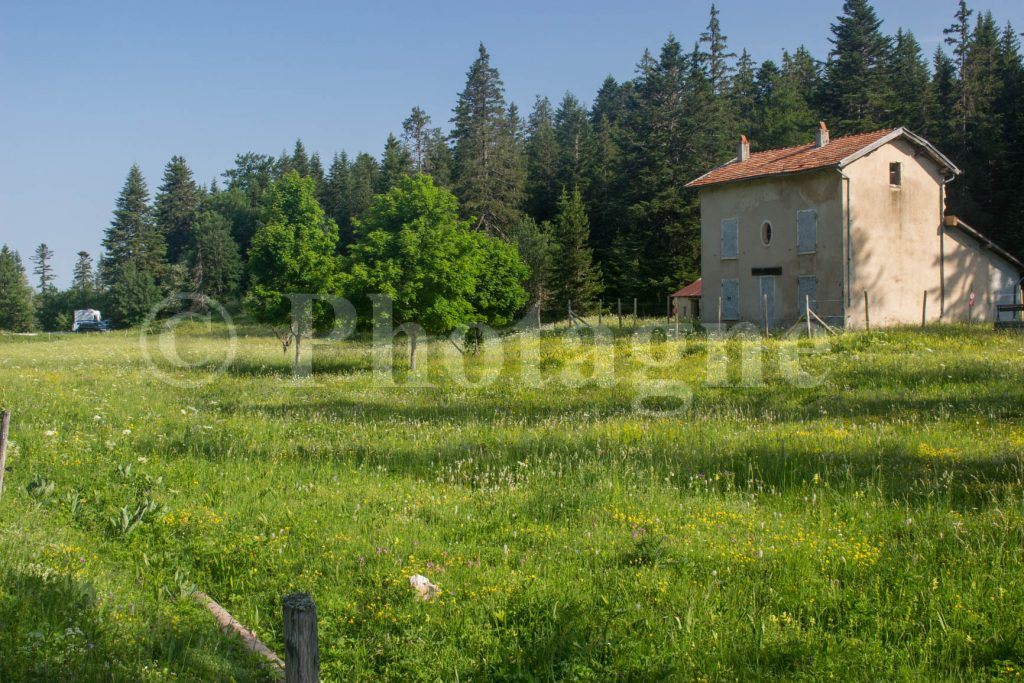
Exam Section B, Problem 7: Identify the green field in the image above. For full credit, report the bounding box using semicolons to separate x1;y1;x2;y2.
1;322;1023;681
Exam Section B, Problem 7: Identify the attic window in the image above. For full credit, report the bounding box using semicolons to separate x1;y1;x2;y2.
889;162;902;187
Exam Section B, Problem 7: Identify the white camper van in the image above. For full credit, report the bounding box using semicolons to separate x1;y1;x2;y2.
72;309;105;332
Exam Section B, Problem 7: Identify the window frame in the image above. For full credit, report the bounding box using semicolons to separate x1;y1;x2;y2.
889;162;902;187
721;278;740;321
761;220;773;246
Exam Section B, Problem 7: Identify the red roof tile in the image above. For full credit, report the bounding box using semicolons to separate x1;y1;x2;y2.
686;129;896;188
672;279;702;298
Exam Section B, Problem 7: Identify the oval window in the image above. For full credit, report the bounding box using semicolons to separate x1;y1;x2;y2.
761;221;773;246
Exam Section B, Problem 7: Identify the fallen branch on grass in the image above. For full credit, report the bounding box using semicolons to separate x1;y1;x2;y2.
193;590;285;678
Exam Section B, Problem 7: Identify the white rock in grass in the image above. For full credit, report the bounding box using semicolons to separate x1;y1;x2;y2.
409;574;439;601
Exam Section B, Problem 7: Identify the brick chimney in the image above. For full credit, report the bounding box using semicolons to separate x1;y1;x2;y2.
737;134;750;162
815;121;830;148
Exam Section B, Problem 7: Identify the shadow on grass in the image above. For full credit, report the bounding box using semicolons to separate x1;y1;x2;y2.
0;568;275;681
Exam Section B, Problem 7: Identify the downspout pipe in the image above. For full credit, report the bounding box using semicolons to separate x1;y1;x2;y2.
939;172;957;317
839;170;852;311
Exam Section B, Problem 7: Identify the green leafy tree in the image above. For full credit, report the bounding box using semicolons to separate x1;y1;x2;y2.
346;174;527;369
154;156;202;263
245;171;341;362
547;188;602;314
450;43;525;235
30;243;55;291
507;216;552;307
0;246;35;331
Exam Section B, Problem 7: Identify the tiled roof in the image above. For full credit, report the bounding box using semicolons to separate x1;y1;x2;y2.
686;129;897;188
672;278;702;298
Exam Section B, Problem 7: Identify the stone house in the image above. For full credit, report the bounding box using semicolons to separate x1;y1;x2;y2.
685;123;1023;329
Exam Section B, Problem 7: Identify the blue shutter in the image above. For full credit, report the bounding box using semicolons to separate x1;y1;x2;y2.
722;279;739;320
797;276;817;316
797;209;817;254
721;218;739;259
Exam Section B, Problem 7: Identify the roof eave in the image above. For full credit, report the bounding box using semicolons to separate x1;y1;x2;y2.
837;127;962;176
945;216;1024;271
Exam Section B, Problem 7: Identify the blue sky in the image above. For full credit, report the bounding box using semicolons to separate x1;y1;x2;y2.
2;0;1022;286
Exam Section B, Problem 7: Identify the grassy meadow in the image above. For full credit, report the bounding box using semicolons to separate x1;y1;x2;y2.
1;320;1023;681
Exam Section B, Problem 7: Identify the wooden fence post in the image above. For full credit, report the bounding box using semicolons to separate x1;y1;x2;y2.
763;293;769;337
0;411;10;500
283;592;319;683
598;302;603;326
674;304;680;340
536;304;541;331
617;298;622;330
806;295;812;338
717;296;722;328
921;290;927;330
864;290;870;331
666;296;671;323
567;299;573;327
633;298;638;329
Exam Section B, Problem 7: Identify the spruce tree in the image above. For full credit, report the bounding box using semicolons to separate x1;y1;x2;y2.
422;128;453;188
320;152;351;241
823;0;894;133
378;133;413;193
554;92;594;197
30;243;55;291
72;251;94;294
102;165;166;325
450;43;524;235
309;152;325;187
154;155;202;263
889;30;933;131
0;246;36;331
348;153;381;232
548;188;602;313
699;3;736;96
190;210;242;300
525;96;560;223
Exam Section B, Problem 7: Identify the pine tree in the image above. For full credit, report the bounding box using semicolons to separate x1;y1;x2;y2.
450;43;524;235
320;152;351;239
755;53;819;148
944;0;974;141
731;50;758;136
290;139;311;177
823;0;894;133
507;216;552;306
154;155;202;263
889;30;933;131
0;246;36;331
346;153;381;241
586;77;629;276
309;153;325;187
378;133;413;193
72;251;94;294
402;107;432;172
699;3;737;96
554;92;594;197
548;188;602;313
102;165;166;324
525;96;560;223
423;128;453;187
190;210;242;300
30;243;55;291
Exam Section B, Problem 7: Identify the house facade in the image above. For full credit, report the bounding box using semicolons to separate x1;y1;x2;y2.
685;124;1023;329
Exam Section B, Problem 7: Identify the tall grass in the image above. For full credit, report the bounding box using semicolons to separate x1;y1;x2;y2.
1;323;1022;680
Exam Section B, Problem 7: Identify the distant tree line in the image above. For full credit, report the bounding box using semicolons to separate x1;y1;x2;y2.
3;0;1021;333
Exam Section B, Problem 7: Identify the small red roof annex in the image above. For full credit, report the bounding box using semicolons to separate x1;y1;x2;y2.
672;278;702;298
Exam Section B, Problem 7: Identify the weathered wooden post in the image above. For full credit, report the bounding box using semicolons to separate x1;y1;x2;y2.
598;302;603;326
0;410;10;500
567;299;573;327
617;298;622;330
666;295;671;324
763;294;769;337
921;290;927;330
674;303;680;340
863;290;870;331
632;298;638;329
536;303;542;331
283;592;319;683
806;295;812;338
718;296;722;328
